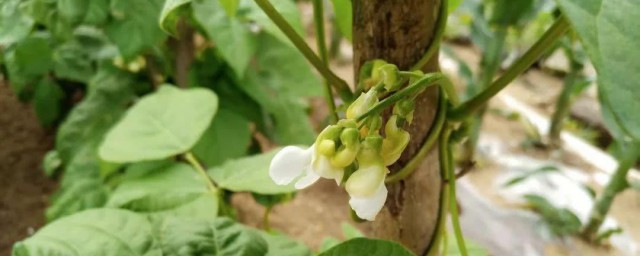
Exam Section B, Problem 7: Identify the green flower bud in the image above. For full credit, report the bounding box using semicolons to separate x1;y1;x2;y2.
346;90;379;119
337;119;358;129
357;136;384;165
317;125;342;142
379;64;399;91
331;146;359;168
370;59;388;81
381;116;410;166
393;100;415;118
341;128;360;147
317;139;336;156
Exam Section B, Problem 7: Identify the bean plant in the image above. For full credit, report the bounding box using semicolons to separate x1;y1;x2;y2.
1;0;639;255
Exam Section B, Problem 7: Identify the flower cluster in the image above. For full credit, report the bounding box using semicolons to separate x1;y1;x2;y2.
269;61;414;221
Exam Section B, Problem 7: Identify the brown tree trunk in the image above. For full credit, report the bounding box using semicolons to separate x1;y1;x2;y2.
353;1;443;254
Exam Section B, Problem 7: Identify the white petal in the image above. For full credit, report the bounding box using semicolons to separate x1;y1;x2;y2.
269;145;313;185
349;182;388;221
312;155;344;184
294;167;321;189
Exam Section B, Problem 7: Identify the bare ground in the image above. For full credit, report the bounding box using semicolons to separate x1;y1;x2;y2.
0;81;57;255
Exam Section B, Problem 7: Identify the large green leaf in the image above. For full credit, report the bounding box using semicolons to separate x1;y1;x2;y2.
106;0;166;59
99;85;218;163
84;0;110;25
208;149;297;194
555;0;640;140
5;34;54;95
0;0;34;46
329;0;352;41
239;33;321;144
159;0;192;36
108;162;218;220
56;65;136;163
12;209;163;256
33;78;64;127
260;232;312;256
240;0;304;46
158;217;268;256
318;238;414;256
193;0;256;77
57;0;88;25
193;109;252;167
488;0;536;27
53;41;95;83
46;178;109;222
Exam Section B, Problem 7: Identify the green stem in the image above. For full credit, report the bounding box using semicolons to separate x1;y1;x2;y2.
386;94;447;183
548;70;577;145
448;16;570;120
312;0;338;123
460;28;507;165
253;0;353;102
582;143;640;240
425;126;453;256
356;74;444;122
410;0;448;71
263;206;273;231
184;152;217;192
442;125;469;256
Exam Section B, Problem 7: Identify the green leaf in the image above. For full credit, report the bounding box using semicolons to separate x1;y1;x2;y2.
84;0;110;25
502;165;559;187
159;217;268;256
99;85;218;163
42;150;62;177
13;209;163;256
193;0;257;77
329;0;352;41
208;149;297;194
524;194;582;237
317;238;414;256
239;33;321;144
108;162;218;221
106;0;166;59
0;0;34;46
52;41;95;83
260;231;312;256
240;0;304;46
10;34;54;78
159;0;192;36
448;0;463;14
555;0;640;140
57;0;88;25
193;109;252;167
45;178;109;222
56;65;136;163
488;0;536;27
341;223;364;240
221;0;240;16
33;78;64;127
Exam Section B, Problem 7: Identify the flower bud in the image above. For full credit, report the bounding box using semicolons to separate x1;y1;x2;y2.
317;139;336;156
346;90;378;119
379;64;399;91
381;116;410;166
331;146;359;168
346;164;387;197
340;128;360;147
317;125;342;142
370;59;388;81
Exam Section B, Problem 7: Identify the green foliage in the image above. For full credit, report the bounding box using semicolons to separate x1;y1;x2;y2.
524;194;582;237
318;238;414;256
260;232;312;256
107;162;219;221
555;0;640;141
193;109;252;167
99;85;218;163
329;0;352;41
208;149;297;194
503;165;560;187
33;78;64;127
13;209;163;256
159;0;191;35
106;0;166;59
14;209;276;256
0;0;34;45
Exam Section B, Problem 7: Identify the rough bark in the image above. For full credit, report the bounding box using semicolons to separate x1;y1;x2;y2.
353;1;442;254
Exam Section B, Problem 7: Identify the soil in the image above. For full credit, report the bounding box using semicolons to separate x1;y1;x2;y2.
0;80;57;255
